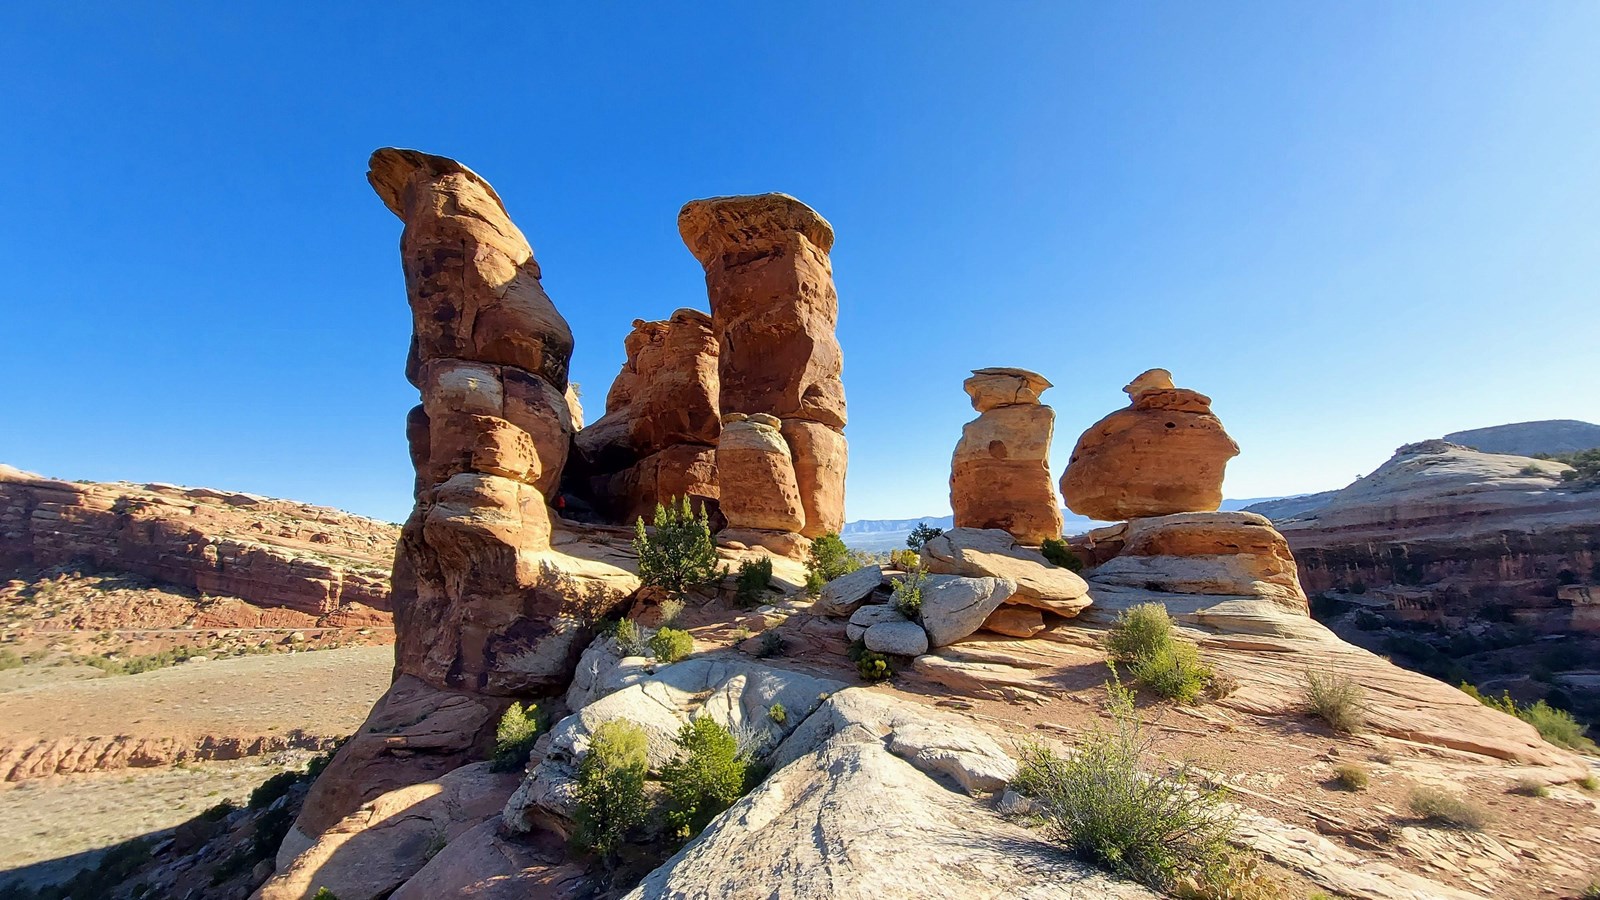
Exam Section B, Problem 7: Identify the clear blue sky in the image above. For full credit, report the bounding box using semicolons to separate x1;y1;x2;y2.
3;3;1597;523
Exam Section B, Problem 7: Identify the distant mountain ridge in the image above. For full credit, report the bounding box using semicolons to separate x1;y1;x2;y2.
1443;419;1600;457
841;498;1282;550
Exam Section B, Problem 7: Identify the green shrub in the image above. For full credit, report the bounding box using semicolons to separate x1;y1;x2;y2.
660;717;748;841
313;889;339;900
857;650;892;681
248;770;299;809
1581;774;1598;792
807;532;857;585
1408;785;1489;830
252;804;294;858
1127;640;1210;703
572;720;649;862
634;497;720;596
1460;683;1598;752
768;702;787;724
1581;878;1600;900
492;701;544;772
906;522;944;550
657;598;685;627
1105;603;1176;663
1039;538;1083;572
734;556;774;608
0;648;22;671
649;627;694;664
1010;680;1237;892
613;619;645;657
1105;603;1213;702
889;548;920;571
1304;670;1368;734
1333;764;1369;791
755;630;785;659
79;646;200;677
845;637;868;662
891;569;925;620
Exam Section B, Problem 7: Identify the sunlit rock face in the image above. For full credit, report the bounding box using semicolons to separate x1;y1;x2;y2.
949;367;1063;545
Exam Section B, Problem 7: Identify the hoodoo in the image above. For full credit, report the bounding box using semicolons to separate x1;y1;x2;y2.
949;367;1063;545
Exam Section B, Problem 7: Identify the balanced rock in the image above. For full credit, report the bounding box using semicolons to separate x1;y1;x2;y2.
679;193;847;538
921;528;1091;617
1060;368;1239;522
950;368;1063;545
919;575;1017;647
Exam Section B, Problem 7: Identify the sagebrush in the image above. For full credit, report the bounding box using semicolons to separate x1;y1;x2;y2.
1105;603;1213;702
1304;670;1368;734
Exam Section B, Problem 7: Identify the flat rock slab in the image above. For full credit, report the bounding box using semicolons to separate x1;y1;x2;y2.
863;621;929;656
816;565;885;617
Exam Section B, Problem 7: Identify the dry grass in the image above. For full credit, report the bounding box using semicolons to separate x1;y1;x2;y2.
1303;670;1368;734
1408;785;1489;830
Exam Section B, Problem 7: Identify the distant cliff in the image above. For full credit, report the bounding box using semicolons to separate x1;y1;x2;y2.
1444;419;1600;457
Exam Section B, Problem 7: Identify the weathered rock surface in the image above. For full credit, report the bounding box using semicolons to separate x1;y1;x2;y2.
1088;512;1308;612
1245;441;1600;632
950;368;1063;545
505;654;844;835
293;150;641;845
863;620;929;656
1060;369;1239;521
846;603;909;642
919;575;1016;647
0;466;395;619
625;688;1149;900
571;310;722;522
388;820;590;900
815;564;884;617
680;193;847;539
257;762;520;900
981;605;1046;637
921;527;1091;616
715;415;807;535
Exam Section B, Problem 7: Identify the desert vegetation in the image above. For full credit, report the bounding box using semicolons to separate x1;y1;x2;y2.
1104;603;1214;702
1407;785;1489;830
733;556;773;607
1304;670;1369;734
1459;683;1597;752
492;701;545;773
634;497;720;597
1039;537;1084;572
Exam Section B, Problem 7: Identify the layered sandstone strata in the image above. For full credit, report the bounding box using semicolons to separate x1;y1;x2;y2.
571;310;722;523
950;368;1062;545
291;150;640;845
1060;368;1239;521
0;466;394;617
679;194;847;542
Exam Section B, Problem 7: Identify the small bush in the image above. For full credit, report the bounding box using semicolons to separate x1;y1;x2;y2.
734;556;774;608
1105;603;1213;702
907;522;944;550
660;717;748;841
755;630;785;659
313;889;339;900
1407;785;1489;830
857;650;892;682
492;701;544;773
649;627;694;664
1105;603;1176;662
1511;777;1548;798
846;637;868;662
0;648;23;671
1582;878;1600;900
889;548;920;571
634;497;720;596
572;720;649;863
1333;764;1369;791
657;598;685;627
1039;538;1083;572
1580;774;1598;792
1304;670;1368;734
807;532;857;585
1010;680;1238;892
768;702;787;724
891;570;925;620
613;619;645;657
248;770;299;809
1461;683;1598;752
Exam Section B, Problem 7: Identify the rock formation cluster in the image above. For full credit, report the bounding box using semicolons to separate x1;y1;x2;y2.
1060;368;1239;521
679;194;848;552
949;367;1062;545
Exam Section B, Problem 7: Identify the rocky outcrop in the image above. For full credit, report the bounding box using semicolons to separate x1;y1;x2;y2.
1086;511;1308;612
714;414;806;535
949;368;1063;545
679;193;847;541
570;310;722;524
921;527;1092;617
1244;441;1600;631
919;575;1016;647
290;150;641;846
1443;419;1600;457
0;466;395;619
1059;369;1239;521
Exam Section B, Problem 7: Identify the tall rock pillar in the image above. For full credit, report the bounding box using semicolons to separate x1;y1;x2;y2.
950;367;1064;545
678;194;847;550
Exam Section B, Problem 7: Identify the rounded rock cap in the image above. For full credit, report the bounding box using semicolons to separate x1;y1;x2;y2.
964;367;1052;411
678;193;835;264
367;147;507;218
1122;368;1175;400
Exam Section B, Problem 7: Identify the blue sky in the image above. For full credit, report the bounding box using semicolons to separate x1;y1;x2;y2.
2;3;1597;523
